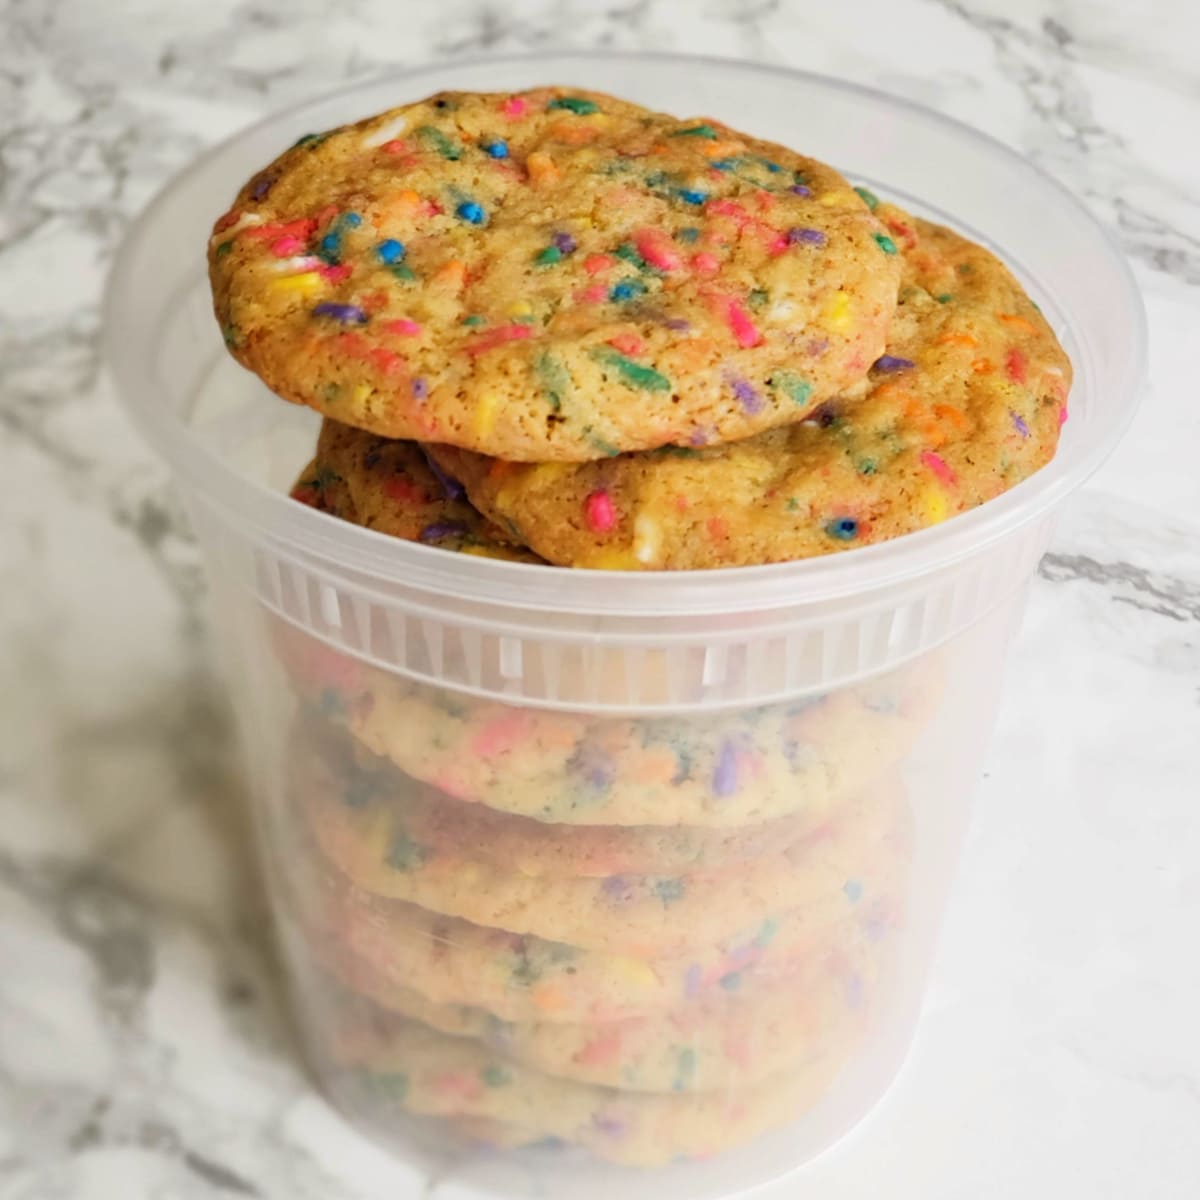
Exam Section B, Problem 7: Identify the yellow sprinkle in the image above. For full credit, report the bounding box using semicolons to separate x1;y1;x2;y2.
269;271;324;294
632;513;661;565
921;482;949;525
824;290;853;333
586;548;642;570
528;462;566;488
350;383;372;406
508;299;534;320
817;188;858;208
474;392;501;438
612;957;659;988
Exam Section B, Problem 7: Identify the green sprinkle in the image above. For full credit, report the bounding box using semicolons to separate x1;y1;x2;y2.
290;131;329;149
956;262;974;275
754;917;779;947
785;497;800;512
548;96;599;115
461;314;487;326
719;972;742;992
343;771;377;809
674;227;700;243
535;245;563;266
873;233;898;255
853;185;880;211
673;1048;697;1091
536;353;571;413
858;458;877;475
748;288;769;311
416;124;461;160
374;1073;408;1103
671;123;717;139
768;371;813;406
221;322;239;348
613;242;647;268
654;878;686;904
390;263;417;281
935;293;954;304
215;240;233;258
591;348;671;392
585;430;622;457
481;1065;513;1087
387;832;430;872
317;688;344;717
656;446;700;459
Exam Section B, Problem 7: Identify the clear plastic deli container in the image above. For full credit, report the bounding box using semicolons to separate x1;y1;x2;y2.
103;53;1144;1200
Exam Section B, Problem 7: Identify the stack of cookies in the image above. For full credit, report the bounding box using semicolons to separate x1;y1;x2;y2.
207;87;1071;1165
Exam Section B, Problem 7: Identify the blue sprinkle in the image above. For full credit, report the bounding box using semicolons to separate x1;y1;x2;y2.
318;232;341;262
376;238;405;263
843;879;864;902
456;201;485;224
826;517;859;541
677;189;708;205
609;279;645;301
710;159;736;171
343;212;363;227
482;139;508;158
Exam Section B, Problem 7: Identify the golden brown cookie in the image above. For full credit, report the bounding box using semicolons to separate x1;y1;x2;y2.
425;208;1072;566
210;87;901;461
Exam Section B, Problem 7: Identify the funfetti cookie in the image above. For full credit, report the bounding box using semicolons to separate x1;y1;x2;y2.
209;87;901;461
426;210;1072;567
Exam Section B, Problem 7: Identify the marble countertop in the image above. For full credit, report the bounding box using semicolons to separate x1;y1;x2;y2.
2;1;1197;1196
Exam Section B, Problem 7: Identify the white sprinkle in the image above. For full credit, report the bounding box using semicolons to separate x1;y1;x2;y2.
633;514;661;565
272;256;322;273
209;212;262;242
362;115;408;148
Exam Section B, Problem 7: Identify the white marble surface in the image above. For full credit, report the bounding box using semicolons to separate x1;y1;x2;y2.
2;1;1198;1196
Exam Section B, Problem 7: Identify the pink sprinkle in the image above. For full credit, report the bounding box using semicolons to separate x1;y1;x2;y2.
634;229;682;272
1058;404;1069;426
502;96;528;118
692;252;720;275
584;490;617;533
920;449;958;485
607;332;645;355
766;234;789;256
318;263;352;282
471;709;535;758
725;299;762;348
575;283;608;304
583;254;614;275
270;235;304;256
386;318;422;336
464;323;535;356
576;1028;623;1065
708;198;753;229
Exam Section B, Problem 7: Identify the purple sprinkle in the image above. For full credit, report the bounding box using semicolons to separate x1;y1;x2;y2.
569;742;615;792
553;231;577;254
592;1114;627;1139
688;425;712;447
873;355;915;373
1011;411;1030;438
418;521;466;544
807;336;830;357
789;184;812;196
711;738;739;797
787;227;826;246
601;876;637;904
662;316;692;331
411;377;428;401
418;446;467;500
250;174;276;200
312;302;367;324
684;964;703;998
728;374;764;414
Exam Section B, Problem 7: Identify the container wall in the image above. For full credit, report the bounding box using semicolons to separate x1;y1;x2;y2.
189;494;1029;1196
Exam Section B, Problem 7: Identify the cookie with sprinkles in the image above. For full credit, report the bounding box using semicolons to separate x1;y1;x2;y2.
290;420;543;562
324;1011;857;1167
209;87;901;461
317;926;883;1093
425;209;1072;567
273;616;936;827
296;721;897;956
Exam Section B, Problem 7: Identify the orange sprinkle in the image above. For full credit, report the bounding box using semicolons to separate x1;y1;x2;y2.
971;358;995;375
583;253;614;275
998;313;1039;335
432;259;466;289
706;517;728;540
932;403;969;429
532;985;568;1013
935;332;978;348
526;151;560;185
464;323;535;357
1005;347;1028;383
607;332;646;356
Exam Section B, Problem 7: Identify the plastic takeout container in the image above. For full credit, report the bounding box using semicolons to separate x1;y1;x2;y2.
104;53;1144;1199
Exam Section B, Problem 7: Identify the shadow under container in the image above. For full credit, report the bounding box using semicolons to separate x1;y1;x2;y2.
103;53;1144;1200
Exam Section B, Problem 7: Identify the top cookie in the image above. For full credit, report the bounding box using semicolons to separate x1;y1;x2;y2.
209;87;901;461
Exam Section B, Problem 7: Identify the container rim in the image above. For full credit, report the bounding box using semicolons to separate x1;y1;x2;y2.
103;50;1147;618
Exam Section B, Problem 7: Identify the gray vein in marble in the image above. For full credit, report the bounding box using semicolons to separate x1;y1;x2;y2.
1039;552;1200;624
